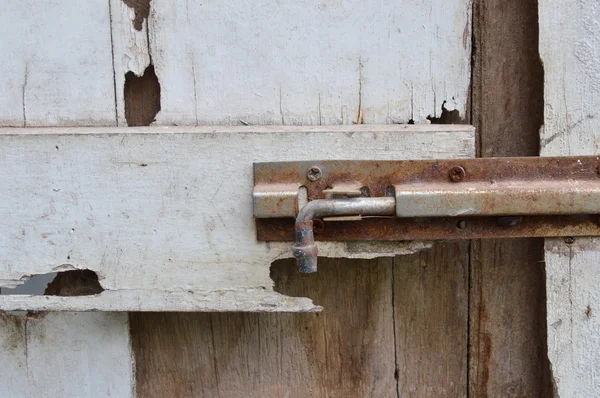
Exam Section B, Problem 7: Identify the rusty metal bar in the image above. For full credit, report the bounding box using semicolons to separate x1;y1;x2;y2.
257;215;600;242
395;180;600;217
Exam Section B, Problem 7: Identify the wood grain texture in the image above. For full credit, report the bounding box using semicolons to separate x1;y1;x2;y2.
540;0;600;395
0;312;134;398
132;257;397;397
123;65;161;126
470;0;553;396
544;239;600;397
132;243;471;397
394;242;469;397
109;0;153;126
0;125;473;312
0;2;133;396
469;239;551;397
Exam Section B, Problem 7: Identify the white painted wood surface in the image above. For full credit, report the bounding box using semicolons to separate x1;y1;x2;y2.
1;0;472;129
0;0;116;127
540;0;600;395
143;0;472;126
0;125;474;311
0;312;134;398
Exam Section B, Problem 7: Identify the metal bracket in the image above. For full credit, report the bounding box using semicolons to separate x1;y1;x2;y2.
253;156;600;272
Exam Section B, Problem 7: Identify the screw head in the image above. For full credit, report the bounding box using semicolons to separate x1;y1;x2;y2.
313;219;325;233
564;237;575;245
449;166;466;182
456;219;467;229
307;166;322;182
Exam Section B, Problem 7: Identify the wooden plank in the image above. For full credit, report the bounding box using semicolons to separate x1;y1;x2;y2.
0;125;474;312
131;245;470;397
0;0;116;127
540;0;600;395
544;239;600;396
0;2;133;397
142;0;472;126
131;257;397;397
0;312;134;398
469;0;554;396
394;242;469;396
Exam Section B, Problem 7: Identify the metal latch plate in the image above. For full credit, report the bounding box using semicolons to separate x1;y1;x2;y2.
254;156;600;241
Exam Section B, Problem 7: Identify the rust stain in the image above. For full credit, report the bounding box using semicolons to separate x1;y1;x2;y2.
477;302;492;398
479;333;492;397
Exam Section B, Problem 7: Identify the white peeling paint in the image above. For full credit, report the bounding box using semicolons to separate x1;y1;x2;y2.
0;312;134;398
143;0;472;126
0;125;474;312
109;0;152;126
0;0;116;127
540;0;600;395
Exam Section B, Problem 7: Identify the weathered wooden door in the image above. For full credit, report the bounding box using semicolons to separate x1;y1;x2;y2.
3;0;594;396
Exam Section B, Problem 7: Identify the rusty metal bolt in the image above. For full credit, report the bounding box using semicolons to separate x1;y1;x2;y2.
564;237;575;245
449;166;466;182
456;220;467;229
307;166;322;182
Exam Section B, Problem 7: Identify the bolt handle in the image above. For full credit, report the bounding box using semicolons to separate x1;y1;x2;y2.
293;220;318;273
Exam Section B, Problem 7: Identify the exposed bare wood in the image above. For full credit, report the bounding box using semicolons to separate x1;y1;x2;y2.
0;3;133;396
470;0;552;396
132;258;397;397
394;242;469;397
124;0;474;394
